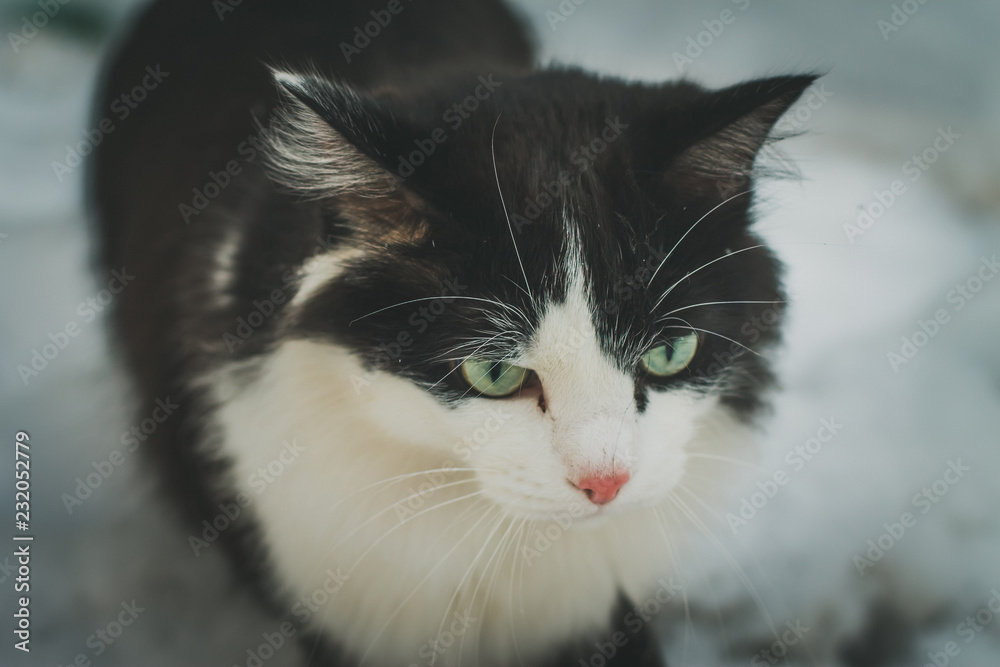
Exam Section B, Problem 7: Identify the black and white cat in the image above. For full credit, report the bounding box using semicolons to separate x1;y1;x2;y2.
91;0;815;664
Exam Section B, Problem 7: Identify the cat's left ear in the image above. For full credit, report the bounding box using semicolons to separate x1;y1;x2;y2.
659;74;820;199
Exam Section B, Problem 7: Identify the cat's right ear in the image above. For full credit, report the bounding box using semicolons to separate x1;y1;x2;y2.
264;70;431;241
655;74;820;201
264;70;403;199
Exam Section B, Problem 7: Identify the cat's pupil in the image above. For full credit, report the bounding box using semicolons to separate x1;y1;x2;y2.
489;363;503;383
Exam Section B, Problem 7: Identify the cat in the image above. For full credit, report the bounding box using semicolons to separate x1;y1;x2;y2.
90;0;815;664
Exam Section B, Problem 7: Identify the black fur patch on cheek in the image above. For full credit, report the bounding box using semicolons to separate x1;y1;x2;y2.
288;254;543;405
634;384;649;414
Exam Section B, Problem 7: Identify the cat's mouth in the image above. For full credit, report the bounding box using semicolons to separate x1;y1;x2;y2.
479;485;645;524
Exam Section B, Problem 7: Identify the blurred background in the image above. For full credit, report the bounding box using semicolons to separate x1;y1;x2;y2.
1;0;998;665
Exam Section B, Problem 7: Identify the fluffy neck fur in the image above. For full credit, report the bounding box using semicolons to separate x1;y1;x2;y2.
206;297;748;666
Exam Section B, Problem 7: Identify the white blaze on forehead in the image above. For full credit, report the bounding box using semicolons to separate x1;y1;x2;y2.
522;247;638;478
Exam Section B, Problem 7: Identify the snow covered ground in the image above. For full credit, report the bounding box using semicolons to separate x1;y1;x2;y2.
1;0;998;665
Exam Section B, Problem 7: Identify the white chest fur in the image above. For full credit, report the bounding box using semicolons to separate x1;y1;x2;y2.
205;338;747;666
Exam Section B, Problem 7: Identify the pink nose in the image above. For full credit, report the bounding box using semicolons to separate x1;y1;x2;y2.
575;473;630;505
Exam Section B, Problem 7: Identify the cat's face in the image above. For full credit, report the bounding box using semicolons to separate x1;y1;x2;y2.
442;268;714;521
268;69;814;521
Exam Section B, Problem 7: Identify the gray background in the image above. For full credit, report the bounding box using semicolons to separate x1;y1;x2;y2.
1;0;999;665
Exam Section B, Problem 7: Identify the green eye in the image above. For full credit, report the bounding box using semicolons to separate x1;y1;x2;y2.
639;333;699;377
459;358;531;397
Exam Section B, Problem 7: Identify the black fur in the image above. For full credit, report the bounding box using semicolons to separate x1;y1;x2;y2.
90;0;814;664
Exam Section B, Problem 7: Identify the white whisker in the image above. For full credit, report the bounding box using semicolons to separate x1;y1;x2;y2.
349;295;525;326
358;504;500;665
331;481;484;560
647;190;752;286
659;299;784;319
509;519;531;667
430;510;509;666
654;244;769;310
668;494;779;641
456;511;518;665
687;452;768;474
661;321;763;358
468;515;526;664
326;467;489;513
491;111;534;303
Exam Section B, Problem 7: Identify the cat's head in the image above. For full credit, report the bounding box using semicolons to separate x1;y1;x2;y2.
263;67;815;520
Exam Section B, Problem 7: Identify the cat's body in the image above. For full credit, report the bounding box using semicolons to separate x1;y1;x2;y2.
91;0;814;664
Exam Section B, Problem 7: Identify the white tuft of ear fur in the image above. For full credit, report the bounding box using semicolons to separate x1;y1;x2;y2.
262;70;398;200
271;69;306;91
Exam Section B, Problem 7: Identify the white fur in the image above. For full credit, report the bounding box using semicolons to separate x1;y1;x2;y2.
209;221;243;308
264;71;396;200
205;247;752;665
290;245;366;308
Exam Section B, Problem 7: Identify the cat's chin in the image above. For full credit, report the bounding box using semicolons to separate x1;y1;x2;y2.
488;493;672;526
576;495;678;527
